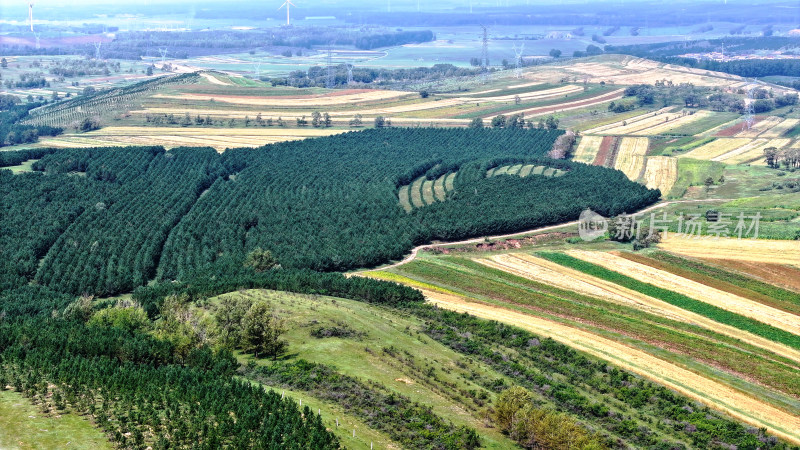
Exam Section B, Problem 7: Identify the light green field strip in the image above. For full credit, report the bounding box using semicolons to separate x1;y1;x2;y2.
507;164;523;175
421;179;436;205
0;390;113;450
574;136;604;164
433;175;447;202
531;166;545;175
398;185;412;213
493;166;510;176
409;177;425;208
444;172;456;191
486;167;496;177
542;168;556;177
519;164;535;177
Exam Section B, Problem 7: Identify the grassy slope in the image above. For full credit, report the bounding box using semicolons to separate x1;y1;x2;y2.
0;390;112;450
209;290;518;450
381;252;800;411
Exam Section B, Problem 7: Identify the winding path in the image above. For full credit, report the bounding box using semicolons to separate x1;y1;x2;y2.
366;198;729;272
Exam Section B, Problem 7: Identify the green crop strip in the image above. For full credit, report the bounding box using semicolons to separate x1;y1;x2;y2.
538;252;800;350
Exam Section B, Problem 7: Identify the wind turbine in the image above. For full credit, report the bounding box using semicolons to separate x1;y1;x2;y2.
28;2;41;48
278;0;295;27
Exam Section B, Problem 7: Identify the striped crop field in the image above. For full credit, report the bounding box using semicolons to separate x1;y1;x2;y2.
679;138;751;160
636;111;714;136
566;250;800;338
721;138;792;165
573;135;604;164
486;164;565;178
37;127;347;151
479;253;800;363
582;107;675;135
739;116;785;138
642;156;678;195
760;118;800;138
658;235;800;266
379;252;800;444
613;137;649;181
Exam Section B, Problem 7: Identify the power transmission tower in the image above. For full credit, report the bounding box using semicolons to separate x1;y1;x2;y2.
346;63;354;85
159;47;168;64
326;46;335;89
253;62;262;77
513;43;524;78
743;81;756;130
480;25;489;83
94;41;102;59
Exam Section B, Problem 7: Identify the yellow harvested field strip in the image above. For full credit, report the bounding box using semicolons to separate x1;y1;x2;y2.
421;287;800;445
151;89;412;106
642;156;678;195
680;138;751;160
574;136;604;164
723;139;791;165
488;89;625;119
583;107;675;134
479;254;800;364
760;118;799;138
639;111;713;135
519;164;534;177
567;250;800;337
739;116;784;138
507;164;523;175
614;137;649;181
466;84;583;102
659;235;800;266
601;111;684;135
711;139;768;162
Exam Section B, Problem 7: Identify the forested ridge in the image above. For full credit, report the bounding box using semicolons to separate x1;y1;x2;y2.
1;128;658;299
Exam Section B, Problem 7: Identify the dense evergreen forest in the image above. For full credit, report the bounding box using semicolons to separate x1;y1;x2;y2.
2;128;658;299
0;101;62;147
